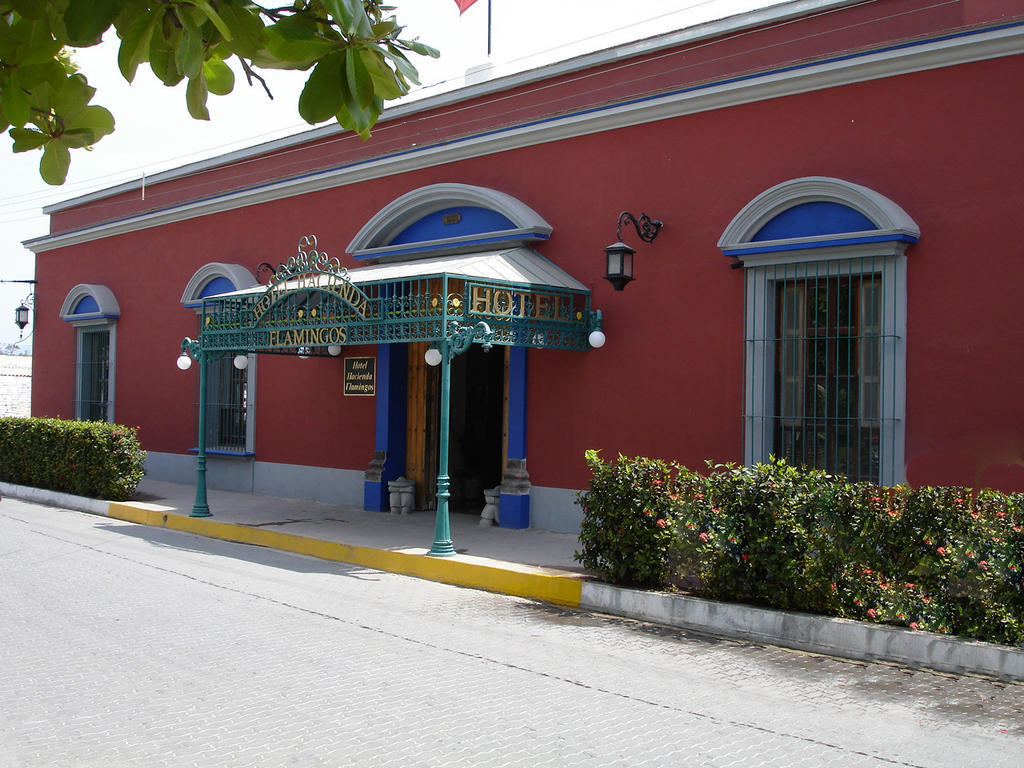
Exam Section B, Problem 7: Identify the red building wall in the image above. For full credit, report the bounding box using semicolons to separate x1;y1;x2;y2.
31;28;1024;494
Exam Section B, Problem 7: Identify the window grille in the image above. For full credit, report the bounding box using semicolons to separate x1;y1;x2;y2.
201;354;250;453
75;328;110;422
744;255;904;484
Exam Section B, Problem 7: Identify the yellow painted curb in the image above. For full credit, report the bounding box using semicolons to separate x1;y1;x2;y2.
107;503;583;607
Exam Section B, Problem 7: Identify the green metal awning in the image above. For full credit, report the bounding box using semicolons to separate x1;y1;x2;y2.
179;237;602;539
196;244;601;355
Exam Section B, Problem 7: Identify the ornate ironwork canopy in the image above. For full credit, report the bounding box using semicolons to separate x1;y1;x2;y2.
193;236;601;357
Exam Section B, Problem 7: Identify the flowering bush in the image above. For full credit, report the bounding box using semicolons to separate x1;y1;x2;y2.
574;450;685;587
0;417;146;501
575;453;1024;647
673;460;847;613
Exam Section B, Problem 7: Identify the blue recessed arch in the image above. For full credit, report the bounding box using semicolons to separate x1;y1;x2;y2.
199;275;239;298
752;201;877;241
390;206;518;245
72;295;100;315
347;183;553;261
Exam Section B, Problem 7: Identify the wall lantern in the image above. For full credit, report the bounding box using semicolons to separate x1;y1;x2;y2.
604;211;663;291
2;279;37;339
14;303;30;334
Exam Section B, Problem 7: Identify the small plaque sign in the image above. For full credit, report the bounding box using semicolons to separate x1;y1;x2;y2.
344;356;376;396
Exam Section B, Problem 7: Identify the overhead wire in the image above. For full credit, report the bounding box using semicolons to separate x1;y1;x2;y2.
0;0;891;222
0;0;744;222
4;0;966;228
0;0;827;221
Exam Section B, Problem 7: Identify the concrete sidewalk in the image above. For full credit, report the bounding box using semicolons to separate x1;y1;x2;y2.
3;478;1023;681
4;478;590;607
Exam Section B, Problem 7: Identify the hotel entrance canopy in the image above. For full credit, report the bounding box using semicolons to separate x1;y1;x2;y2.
193;242;601;355
179;236;603;548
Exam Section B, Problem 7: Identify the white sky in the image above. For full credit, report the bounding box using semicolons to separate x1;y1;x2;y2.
0;0;784;349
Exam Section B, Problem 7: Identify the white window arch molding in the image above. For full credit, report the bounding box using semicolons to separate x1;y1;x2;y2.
720;177;920;486
347;183;553;261
181;263;259;455
180;262;259;307
60;283;120;423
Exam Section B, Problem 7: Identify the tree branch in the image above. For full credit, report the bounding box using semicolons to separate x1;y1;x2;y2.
239;57;274;100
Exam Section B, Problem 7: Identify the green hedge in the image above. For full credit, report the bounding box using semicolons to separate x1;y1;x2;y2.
575;451;1024;647
0;417;146;501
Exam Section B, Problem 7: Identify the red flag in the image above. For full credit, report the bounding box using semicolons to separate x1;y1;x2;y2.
454;0;479;13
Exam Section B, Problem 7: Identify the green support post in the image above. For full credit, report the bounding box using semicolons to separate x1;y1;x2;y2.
427;321;493;558
191;349;212;518
428;338;456;557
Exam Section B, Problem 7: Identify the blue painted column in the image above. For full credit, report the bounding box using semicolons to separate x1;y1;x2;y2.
499;346;530;528
363;343;407;511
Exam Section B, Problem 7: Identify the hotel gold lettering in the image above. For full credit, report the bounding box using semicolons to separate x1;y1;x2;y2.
469;285;569;323
344;356;376;396
267;326;348;348
252;272;368;325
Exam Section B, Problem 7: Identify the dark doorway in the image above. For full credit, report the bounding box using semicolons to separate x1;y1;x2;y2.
406;343;505;512
446;344;505;512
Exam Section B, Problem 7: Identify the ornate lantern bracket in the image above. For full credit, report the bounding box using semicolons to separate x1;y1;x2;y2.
604;211;664;291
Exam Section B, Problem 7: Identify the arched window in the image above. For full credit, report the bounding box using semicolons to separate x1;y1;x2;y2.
181;264;258;454
720;177;919;485
60;284;120;422
347;182;553;261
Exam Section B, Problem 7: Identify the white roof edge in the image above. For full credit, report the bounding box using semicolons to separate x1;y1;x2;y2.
212;247;588;298
25;23;1023;254
42;0;849;215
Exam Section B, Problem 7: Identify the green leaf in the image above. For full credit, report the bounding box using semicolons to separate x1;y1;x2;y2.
13;18;64;66
186;73;210;120
371;20;399;39
359;48;406;101
1;72;31;127
217;1;266;59
9;127;49;152
264;15;339;66
336;53;375;139
383;45;420;86
399;39;440;59
10;0;49;20
298;52;343;124
117;9;160;82
63;0;121;46
148;29;184;86
187;0;234;42
65;105;115;139
174;10;204;79
40;139;70;185
345;44;373;108
325;0;374;38
59;129;99;149
52;73;94;121
203;58;235;96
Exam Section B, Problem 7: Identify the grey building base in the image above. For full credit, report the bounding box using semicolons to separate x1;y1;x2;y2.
580;582;1024;681
147;452;588;533
529;486;583;533
145;452;364;507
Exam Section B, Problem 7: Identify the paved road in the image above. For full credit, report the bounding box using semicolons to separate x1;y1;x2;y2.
1;498;1022;767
